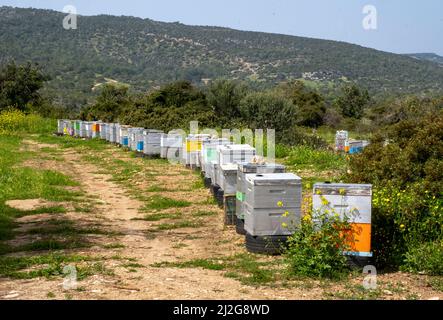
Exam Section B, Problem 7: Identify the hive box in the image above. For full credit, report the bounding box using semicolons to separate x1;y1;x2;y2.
91;122;101;139
99;123;107;140
183;134;211;167
217;144;256;166
214;144;256;187
119;125;130;146
202;139;231;178
144;129;164;156
128;128;144;151
244;173;302;237
312;183;372;257
160;131;183;159
220;164;238;195
236;163;286;219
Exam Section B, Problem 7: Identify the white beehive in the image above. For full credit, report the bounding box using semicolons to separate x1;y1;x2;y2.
244;173;302;236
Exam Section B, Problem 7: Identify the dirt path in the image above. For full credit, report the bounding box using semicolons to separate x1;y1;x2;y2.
0;139;441;300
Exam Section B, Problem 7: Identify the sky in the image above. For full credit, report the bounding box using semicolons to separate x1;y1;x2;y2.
1;0;442;55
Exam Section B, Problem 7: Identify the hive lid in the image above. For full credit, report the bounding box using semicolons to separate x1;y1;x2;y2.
246;173;301;185
217;144;255;152
221;164;238;172
313;183;372;196
238;163;285;172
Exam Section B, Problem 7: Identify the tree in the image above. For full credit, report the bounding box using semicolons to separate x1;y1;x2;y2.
80;83;130;122
279;81;326;127
239;91;297;133
206;79;248;123
0;61;49;111
334;84;370;119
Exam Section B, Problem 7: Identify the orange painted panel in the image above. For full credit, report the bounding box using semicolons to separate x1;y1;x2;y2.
342;223;371;253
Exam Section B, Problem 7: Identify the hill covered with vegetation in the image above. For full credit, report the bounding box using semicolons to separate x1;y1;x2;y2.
1;6;443;109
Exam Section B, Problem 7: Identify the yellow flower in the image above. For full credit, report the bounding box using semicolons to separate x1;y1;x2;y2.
303;215;311;222
281;222;288;228
400;224;405;230
277;201;284;207
282;211;289;217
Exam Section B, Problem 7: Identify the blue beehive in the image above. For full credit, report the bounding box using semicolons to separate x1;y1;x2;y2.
137;141;144;152
122;136;129;146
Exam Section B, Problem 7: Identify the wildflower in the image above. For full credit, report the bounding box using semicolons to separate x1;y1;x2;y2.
281;222;288;228
303;215;311;222
277;201;284;207
282;211;289;217
400;224;405;230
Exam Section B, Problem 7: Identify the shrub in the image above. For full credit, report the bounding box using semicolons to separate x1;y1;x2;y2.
347;111;443;269
0;109;55;135
284;209;351;279
285;145;346;171
278;126;328;149
402;241;443;276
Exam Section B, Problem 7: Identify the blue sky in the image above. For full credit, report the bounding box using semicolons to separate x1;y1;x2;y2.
2;0;442;55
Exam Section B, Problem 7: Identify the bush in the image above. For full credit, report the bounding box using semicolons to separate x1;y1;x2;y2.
285;145;346;171
402;241;443;276
347;111;443;269
0;109;55;135
284;208;352;279
278;126;328;149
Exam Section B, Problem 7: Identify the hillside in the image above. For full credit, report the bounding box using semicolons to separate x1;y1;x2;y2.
1;6;443;108
406;53;443;66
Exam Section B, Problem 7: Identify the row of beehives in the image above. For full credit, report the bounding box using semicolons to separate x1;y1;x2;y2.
57;120;373;257
335;130;370;154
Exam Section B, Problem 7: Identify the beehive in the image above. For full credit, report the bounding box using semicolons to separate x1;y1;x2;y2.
201;139;231;179
115;123;121;144
183;134;211;167
312;183;372;257
57;119;65;134
220;164;238;195
74;121;81;136
80;121;87;138
85;122;94;139
119;125;130;147
244;173;302;236
236;163;286;220
335;130;349;152
91;122;101;139
215;144;256;187
99;123;107;139
144;129;164;156
160;131;183;160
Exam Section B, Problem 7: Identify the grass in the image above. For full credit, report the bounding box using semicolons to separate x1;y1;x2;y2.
323;283;383;300
192;210;218;217
156;220;203;231
152;253;280;286
0;253;105;280
135;212;183;222
428;277;443;292
285;145;346;172
142;195;191;211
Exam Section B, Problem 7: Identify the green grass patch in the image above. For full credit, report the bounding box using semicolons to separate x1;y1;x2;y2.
0;253;102;280
156;220;203;231
285;145;346;172
192;210;218;217
136;212;183;222
152;253;280;286
143;195;191;211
